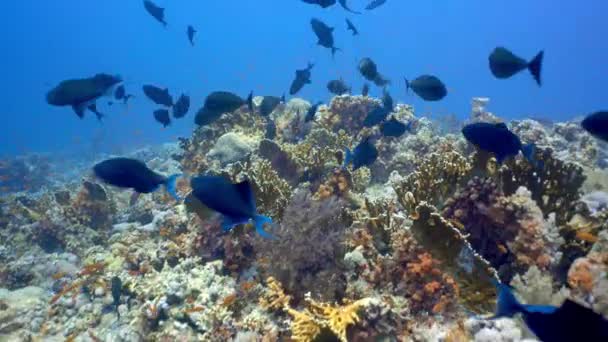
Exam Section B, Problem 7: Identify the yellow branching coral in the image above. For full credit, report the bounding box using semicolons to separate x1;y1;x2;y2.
306;295;371;342
260;277;371;342
259;276;292;311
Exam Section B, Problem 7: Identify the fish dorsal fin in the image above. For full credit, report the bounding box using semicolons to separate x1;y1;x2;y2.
495;122;508;129
235;180;256;211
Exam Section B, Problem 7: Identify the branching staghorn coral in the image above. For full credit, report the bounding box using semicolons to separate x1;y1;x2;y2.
391;150;472;213
260;276;372;342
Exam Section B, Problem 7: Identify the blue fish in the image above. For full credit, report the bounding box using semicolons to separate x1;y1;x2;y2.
190;176;276;239
493;281;608;341
343;138;378;171
381;117;411;137
93;158;181;201
462;122;536;165
363;90;393;127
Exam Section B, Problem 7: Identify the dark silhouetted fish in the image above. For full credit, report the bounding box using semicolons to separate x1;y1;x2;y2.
114;85;134;105
327;79;351;95
46;73;122;120
381;117;410;137
143;85;173;107
489;47;544;86
187;26;196;46
363;90;393;127
190;176;276;239
143;0;167;27
493;281;608;342
343;138;378;170
582;111;608;142
259;95;285;117
405;75;447;101
359;58;389;86
362;83;370;96
305;102;323;123
382;88;394;112
93;157;180;200
195;91;252;126
290;62;314;95
111;276;122;316
154;109;171;127
339;0;361;14
462;122;536;164
301;0;336;8
311;18;340;57
87;103;105;120
346;18;359;35
365;0;387;10
172;94;190;119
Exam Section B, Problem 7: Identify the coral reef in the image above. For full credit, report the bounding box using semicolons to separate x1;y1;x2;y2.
2;94;608;341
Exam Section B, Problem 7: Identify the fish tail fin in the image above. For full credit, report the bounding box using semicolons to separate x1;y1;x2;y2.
164;174;182;201
404;77;410;93
528;50;544;87
343;148;353;169
493;280;524;319
253;215;277;239
332;47;341;57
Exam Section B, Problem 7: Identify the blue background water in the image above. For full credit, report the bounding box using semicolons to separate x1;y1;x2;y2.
1;0;606;156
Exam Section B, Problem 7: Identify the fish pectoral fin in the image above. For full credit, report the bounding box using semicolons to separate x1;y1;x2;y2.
72;103;86;118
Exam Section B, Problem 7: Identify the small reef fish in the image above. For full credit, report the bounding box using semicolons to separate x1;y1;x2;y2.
172;94;190;119
143;0;167;27
462;122;536;164
189;176;276;239
327;79;351;95
259;95;285;117
405;75;447;101
187;26;196;46
311;18;340;57
93;157;181;201
195;91;253;126
489;47;544;86
493;281;608;341
305;102;323;123
358;58;389;87
111;276;122;316
154;109;171;127
339;0;361;14
301;0;336;8
346;18;359;35
344;137;378;170
582;111;608;142
381;117;410;137
365;0;387;10
143;85;173;107
289;62;314;95
114;85;134;105
46;73;122;120
362;83;370;96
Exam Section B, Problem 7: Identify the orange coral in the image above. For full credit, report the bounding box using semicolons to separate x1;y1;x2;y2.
568;259;594;293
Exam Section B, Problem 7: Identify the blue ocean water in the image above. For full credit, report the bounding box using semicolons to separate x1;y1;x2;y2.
1;0;607;156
